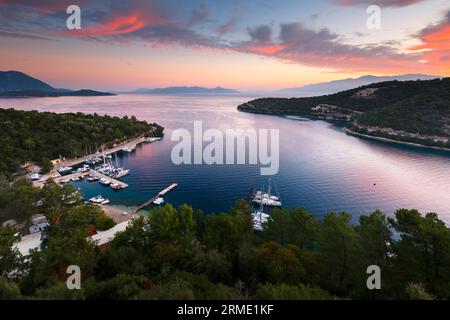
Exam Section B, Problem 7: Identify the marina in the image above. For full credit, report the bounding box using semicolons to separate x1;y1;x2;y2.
13;94;450;224
55;136;146;170
54;169;129;189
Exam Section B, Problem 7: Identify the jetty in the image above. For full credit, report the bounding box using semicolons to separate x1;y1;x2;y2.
55;136;146;170
54;170;128;189
32;136;149;188
129;183;178;215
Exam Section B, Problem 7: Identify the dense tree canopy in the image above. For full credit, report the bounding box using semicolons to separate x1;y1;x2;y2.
1;186;449;300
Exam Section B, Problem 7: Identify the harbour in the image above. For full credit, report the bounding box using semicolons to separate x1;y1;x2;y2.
8;94;450;224
54;170;129;189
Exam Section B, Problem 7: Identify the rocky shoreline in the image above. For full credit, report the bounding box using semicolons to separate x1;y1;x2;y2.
344;127;450;152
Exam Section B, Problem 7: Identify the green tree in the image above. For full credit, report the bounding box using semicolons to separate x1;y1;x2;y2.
353;210;394;299
389;209;450;298
0;276;22;300
0;226;22;278
319;212;358;295
254;283;336;300
259;207;319;249
254;242;305;285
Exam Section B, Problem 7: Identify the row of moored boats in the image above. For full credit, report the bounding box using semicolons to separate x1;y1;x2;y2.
251;179;282;231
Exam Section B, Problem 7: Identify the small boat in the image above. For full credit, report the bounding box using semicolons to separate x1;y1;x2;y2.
252;178;282;207
254;191;279;201
94;176;100;181
153;197;165;205
121;147;132;152
57;166;73;174
89;195;105;203
145;137;161;143
101;199;110;204
87;177;95;182
99;178;111;186
252;197;282;207
110;183;121;190
252;211;270;231
112;168;130;179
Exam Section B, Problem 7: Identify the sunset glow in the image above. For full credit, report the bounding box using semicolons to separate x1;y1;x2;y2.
0;0;449;91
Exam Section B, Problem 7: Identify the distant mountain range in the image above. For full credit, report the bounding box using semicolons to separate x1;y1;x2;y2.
0;71;114;97
280;74;441;95
133;86;240;95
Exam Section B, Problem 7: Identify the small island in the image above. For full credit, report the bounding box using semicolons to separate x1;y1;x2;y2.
238;78;450;150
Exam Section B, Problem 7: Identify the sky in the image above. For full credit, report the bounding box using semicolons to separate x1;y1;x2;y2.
0;0;449;91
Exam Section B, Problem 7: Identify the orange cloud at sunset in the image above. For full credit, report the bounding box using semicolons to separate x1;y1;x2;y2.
63;12;168;37
408;11;450;73
0;0;448;90
246;45;287;55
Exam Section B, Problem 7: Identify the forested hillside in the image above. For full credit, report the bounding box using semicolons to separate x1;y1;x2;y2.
0;109;164;175
238;78;450;148
1;187;449;300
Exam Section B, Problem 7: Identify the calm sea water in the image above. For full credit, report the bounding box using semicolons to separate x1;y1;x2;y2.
2;94;450;223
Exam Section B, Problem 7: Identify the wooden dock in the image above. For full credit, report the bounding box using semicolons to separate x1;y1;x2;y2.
129;183;178;215
53;169;128;189
90;170;128;189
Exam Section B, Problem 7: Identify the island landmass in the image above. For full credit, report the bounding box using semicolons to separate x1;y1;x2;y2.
237;78;450;150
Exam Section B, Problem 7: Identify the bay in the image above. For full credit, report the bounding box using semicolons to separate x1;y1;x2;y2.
3;94;450;223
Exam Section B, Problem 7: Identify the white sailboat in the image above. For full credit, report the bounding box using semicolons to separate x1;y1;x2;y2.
251;178;281;231
252;178;282;207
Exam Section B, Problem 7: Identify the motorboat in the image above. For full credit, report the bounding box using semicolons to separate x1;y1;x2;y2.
57;166;73;174
112;168;130;179
145;137;161;143
89;195;105;203
153;197;165;205
110;183;121;190
99;178;111;186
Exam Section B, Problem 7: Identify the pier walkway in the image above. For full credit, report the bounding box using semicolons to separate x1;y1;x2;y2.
129;183;178;215
54;136;146;171
53;170;128;189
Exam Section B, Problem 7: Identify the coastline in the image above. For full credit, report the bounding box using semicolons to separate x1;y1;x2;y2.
344;127;450;152
238;107;450;152
101;204;140;223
